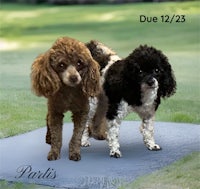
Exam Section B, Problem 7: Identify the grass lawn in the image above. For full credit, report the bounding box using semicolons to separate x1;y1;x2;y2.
121;152;200;189
0;1;199;188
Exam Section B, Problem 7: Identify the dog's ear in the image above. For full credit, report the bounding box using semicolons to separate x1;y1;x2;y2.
159;54;176;98
81;60;100;97
31;50;61;98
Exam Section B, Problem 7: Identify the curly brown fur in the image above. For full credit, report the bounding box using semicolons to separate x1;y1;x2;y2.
31;37;100;161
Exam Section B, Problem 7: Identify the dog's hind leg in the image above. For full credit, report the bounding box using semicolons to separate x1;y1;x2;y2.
81;125;91;147
140;118;161;151
81;97;97;147
81;93;107;147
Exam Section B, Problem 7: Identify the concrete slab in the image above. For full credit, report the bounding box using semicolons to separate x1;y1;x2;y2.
0;121;199;189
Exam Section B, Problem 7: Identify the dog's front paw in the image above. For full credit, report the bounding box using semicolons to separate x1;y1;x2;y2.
81;140;91;147
69;152;81;161
47;150;60;161
147;143;162;151
110;150;122;158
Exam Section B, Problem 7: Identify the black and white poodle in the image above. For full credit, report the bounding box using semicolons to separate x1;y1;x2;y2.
83;41;176;158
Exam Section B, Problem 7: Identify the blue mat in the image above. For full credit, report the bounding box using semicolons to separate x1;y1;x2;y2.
0;121;199;189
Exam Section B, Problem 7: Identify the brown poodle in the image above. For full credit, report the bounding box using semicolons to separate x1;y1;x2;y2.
31;37;100;161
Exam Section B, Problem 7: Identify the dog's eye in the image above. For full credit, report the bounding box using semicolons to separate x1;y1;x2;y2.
139;70;143;75
77;60;85;70
154;69;160;73
58;62;66;70
77;60;83;67
59;63;65;68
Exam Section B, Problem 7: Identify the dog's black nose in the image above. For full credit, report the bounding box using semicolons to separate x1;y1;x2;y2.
147;78;155;86
70;75;78;83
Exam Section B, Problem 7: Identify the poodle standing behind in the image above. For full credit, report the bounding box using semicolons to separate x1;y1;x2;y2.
83;41;176;158
31;37;100;161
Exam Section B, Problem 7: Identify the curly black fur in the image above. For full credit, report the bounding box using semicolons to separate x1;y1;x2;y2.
104;45;176;120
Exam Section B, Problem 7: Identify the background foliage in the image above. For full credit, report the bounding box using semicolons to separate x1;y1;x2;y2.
1;0;198;4
0;1;199;136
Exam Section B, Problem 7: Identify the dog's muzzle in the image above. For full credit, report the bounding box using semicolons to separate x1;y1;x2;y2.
143;76;158;89
62;65;82;87
147;78;158;87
